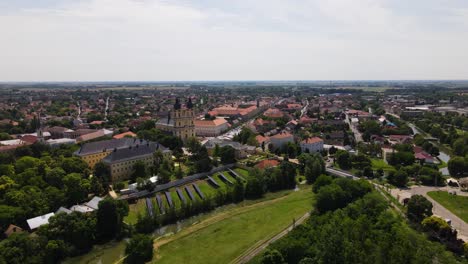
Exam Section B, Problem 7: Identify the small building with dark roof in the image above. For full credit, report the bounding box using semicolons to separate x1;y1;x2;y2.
4;224;24;238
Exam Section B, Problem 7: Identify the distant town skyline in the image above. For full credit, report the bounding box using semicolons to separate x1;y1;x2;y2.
1;0;468;81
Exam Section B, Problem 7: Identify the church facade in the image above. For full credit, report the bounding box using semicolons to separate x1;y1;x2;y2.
156;98;196;141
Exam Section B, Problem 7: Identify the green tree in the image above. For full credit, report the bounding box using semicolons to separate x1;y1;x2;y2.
448;156;467;178
315;184;349;213
261;249;286;264
219;145;236;164
63;173;90;205
313;174;333;193
131;161;148;182
93;161;111;185
335;150;351;170
125;234;154;264
97;198;127;240
407;194;433;223
388;170;409;187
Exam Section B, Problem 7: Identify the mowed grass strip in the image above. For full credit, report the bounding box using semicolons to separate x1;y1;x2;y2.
124;199;146;224
153;187;314;264
371;158;395;172
427;191;468;223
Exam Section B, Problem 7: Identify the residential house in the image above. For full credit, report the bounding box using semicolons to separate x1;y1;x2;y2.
300;137;324;153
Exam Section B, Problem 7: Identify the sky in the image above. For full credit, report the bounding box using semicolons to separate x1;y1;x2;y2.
0;0;468;81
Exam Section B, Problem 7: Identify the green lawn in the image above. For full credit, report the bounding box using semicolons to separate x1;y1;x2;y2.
371;158;395;172
124;199;146;225
437;160;447;169
427;191;468;223
63;240;126;264
234;168;249;177
197;180;216;198
64;188;304;264
154;187;314;264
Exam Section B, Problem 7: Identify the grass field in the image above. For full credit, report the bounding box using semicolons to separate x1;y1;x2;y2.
427;191;468;223
371;158;395;172
153;186;314;264
63;240;126;264
65;187;309;264
124;199;146;224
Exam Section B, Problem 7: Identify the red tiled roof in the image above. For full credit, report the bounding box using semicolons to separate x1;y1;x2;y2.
113;131;137;139
194;118;228;127
302;137;323;144
256;135;269;144
255;159;280;169
271;132;293;139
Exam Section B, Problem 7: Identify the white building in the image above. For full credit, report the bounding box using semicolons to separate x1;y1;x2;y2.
270;132;294;150
27;213;55;230
300;137;324;153
194;118;229;137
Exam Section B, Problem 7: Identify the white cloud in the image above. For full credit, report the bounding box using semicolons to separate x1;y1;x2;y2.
0;0;467;81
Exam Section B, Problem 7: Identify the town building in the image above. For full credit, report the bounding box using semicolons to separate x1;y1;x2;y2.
156;98;195;142
75;138;155;168
270;132;294;150
4;224;24;238
300;137;324;153
102;142;171;181
204;138;255;159
27;213;55;231
194;118;229;137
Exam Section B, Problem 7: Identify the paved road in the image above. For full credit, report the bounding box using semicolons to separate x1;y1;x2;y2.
345;114;363;143
391;186;467;241
233;212;310;264
326;167;359;180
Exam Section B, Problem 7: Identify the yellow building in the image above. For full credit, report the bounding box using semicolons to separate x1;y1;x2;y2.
101;142;171;182
75;138;152;168
156;98;195;142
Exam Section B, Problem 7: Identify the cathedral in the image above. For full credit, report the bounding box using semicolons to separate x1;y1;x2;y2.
156;98;195;141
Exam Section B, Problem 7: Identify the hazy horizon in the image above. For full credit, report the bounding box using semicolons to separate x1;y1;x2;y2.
1;0;468;81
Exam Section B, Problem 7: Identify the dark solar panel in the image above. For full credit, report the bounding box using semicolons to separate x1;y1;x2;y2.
219;173;233;185
176;188;186;204
228;168;245;181
145;197;154;217
165;192;174;208
193;183;205;199
156;194;165;214
185;186;195;200
207;176;220;188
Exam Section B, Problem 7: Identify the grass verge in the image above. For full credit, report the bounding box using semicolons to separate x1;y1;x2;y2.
153;187;313;264
427;191;468;223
